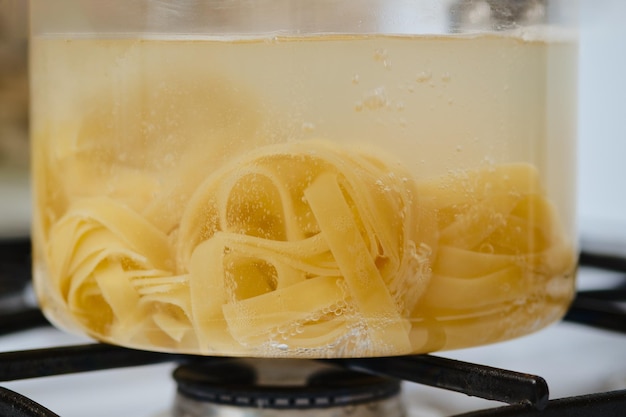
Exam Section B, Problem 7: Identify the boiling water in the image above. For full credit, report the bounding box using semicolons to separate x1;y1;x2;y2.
30;33;578;357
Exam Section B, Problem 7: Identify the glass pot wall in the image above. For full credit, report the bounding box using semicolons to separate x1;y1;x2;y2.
30;0;579;358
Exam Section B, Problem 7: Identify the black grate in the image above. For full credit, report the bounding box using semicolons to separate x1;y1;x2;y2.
326;355;549;409
452;389;626;417
0;386;60;417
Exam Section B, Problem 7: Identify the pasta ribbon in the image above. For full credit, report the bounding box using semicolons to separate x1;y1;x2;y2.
304;172;412;353
45;197;178;342
416;164;574;317
179;140;431;355
39;140;573;357
222;275;346;344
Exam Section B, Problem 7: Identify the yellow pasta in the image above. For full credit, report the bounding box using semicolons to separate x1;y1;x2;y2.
432;246;514;279
39;140;574;357
423;266;525;311
222;275;346;344
413;164;575;347
416;163;542;210
304;172;412;353
45;197;175;341
177;140;429;356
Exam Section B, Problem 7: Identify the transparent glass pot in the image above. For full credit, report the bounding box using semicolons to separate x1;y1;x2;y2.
30;0;579;358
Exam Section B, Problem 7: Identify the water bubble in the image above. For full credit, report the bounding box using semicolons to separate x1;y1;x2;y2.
415;71;432;83
352;74;360;85
479;243;495;254
441;72;451;82
513;297;527;306
362;87;389;110
373;48;387;62
354;101;364;112
301;122;316;133
483;156;495;166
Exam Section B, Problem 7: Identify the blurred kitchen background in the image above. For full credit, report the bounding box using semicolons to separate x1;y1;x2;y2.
576;0;626;255
0;0;29;238
1;0;625;244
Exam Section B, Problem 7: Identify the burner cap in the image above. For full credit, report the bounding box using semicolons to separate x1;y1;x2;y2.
173;359;401;410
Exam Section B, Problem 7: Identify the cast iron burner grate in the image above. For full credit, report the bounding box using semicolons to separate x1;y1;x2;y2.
0;237;625;417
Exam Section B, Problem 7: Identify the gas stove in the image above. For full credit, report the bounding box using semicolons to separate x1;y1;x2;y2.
1;237;625;417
